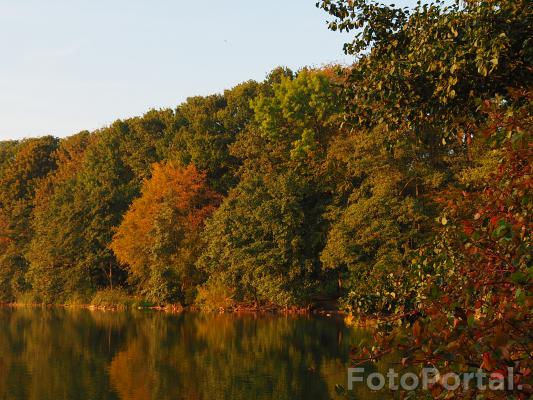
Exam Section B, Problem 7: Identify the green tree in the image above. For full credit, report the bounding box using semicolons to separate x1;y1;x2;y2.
25;132;92;302
198;172;327;307
321;124;461;314
354;94;532;399
26;129;134;303
198;68;343;307
0;136;59;302
168;81;261;193
115;109;175;180
318;0;532;136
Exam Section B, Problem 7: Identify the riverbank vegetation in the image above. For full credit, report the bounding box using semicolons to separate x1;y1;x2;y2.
0;0;531;397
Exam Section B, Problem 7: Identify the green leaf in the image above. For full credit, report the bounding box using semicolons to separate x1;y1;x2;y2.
510;272;527;284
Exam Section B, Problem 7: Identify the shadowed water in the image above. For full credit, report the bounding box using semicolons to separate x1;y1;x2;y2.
0;307;391;400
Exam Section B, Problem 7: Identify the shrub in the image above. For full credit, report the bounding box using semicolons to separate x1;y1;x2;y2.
195;280;235;312
91;288;133;309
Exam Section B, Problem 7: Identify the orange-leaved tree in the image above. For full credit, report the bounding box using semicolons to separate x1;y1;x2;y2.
110;163;220;305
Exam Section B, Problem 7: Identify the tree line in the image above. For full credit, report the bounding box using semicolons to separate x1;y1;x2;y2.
0;0;531;395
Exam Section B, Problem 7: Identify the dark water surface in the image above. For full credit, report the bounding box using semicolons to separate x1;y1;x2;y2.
0;307;389;400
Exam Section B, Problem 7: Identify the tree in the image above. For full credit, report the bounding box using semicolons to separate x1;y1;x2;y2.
110;163;220;305
198;68;343;308
231;68;341;178
26;128;134;303
318;0;532;137
321;122;461;315
317;1;532;396
0;136;59;302
251;68;340;161
26;132;92;302
198;172;328;307
352;93;532;399
115;109;175;181
168;81;261;193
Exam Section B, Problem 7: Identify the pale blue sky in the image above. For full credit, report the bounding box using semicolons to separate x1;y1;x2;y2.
0;0;413;140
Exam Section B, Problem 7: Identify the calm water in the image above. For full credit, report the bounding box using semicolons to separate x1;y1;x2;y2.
0;307;389;400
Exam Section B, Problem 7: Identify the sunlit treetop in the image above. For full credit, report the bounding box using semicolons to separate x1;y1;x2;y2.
317;0;532;137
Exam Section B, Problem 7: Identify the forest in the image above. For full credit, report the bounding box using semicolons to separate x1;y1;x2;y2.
0;0;531;396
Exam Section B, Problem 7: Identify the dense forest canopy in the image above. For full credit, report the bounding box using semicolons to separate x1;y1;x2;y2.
0;0;531;397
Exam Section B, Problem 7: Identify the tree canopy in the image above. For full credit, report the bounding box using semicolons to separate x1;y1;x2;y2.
0;1;530;396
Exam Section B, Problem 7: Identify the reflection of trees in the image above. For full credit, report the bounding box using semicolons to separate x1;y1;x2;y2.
109;341;155;400
0;308;392;400
0;307;124;400
107;313;356;400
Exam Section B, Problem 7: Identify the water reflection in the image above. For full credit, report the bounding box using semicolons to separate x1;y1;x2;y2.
0;307;391;400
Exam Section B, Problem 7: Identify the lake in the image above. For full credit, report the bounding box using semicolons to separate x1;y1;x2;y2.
0;307;389;400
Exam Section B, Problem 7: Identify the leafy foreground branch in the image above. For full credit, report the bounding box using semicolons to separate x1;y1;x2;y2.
349;95;532;399
317;0;532;397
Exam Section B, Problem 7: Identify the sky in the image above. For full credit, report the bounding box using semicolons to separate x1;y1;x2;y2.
0;0;413;140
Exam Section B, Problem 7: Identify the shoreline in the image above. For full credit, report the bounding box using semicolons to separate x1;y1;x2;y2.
0;301;345;317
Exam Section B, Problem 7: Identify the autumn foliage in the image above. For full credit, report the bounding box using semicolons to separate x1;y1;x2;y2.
0;0;530;397
352;94;532;399
110;163;220;303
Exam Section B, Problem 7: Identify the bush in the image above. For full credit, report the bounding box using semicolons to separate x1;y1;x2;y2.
64;291;93;306
195;280;235;312
91;288;134;309
15;291;40;305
